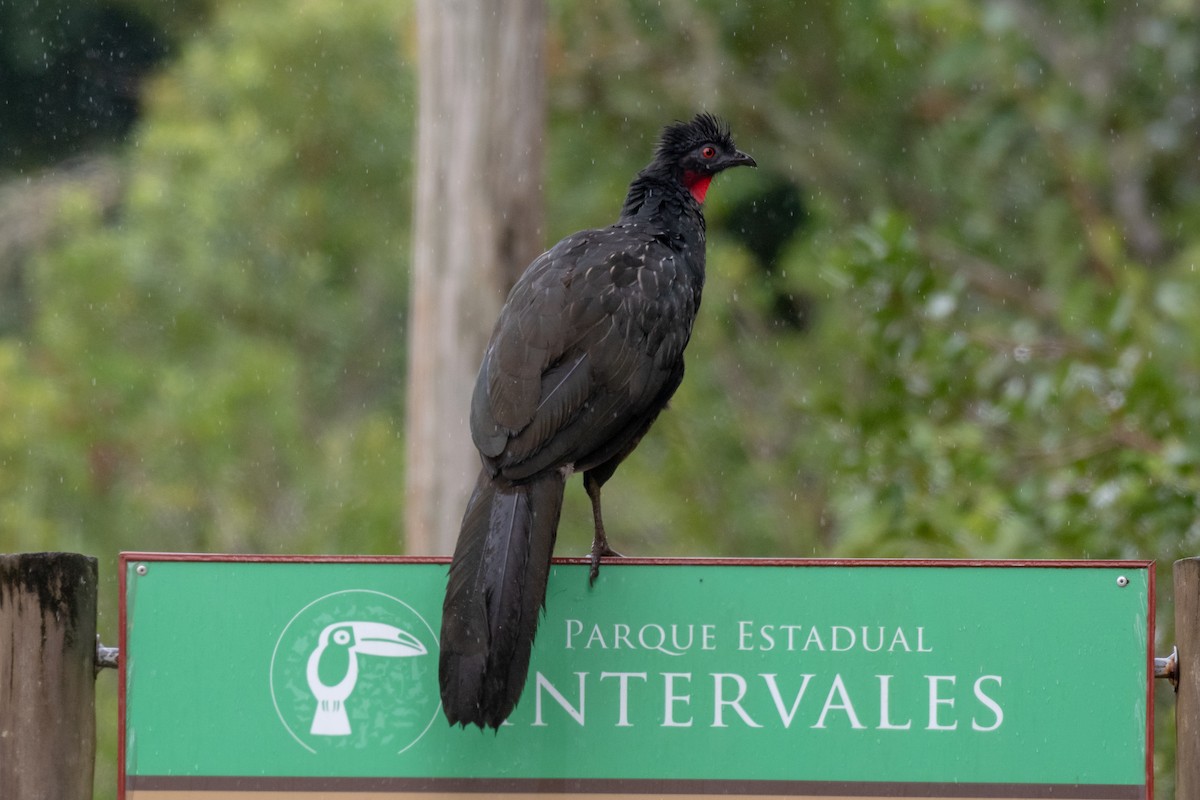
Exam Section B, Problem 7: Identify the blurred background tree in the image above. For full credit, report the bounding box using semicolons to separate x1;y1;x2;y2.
1;0;1197;796
406;0;545;555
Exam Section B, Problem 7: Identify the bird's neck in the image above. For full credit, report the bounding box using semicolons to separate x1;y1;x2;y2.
618;172;707;239
682;171;712;203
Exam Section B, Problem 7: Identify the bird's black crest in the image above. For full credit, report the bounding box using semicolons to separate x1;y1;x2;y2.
655;112;734;161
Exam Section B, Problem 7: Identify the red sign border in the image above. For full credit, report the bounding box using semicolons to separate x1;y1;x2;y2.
118;553;1156;799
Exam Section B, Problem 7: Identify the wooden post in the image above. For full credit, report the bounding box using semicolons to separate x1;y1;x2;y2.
405;0;546;555
1176;557;1200;796
0;553;98;800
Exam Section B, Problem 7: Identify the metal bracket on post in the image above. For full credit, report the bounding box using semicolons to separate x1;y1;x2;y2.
1155;645;1179;689
96;636;119;675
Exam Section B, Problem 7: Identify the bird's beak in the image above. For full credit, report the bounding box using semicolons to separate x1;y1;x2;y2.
349;622;427;658
727;150;757;169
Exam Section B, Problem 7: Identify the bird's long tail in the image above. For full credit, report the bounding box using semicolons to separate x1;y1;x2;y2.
439;467;565;728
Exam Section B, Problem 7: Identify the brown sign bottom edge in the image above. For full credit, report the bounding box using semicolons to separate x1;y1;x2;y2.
124;776;1145;799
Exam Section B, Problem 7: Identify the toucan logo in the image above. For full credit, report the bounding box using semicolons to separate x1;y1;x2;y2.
307;620;428;736
270;590;441;754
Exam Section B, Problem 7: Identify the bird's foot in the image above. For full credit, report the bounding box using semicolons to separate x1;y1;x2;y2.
588;542;623;586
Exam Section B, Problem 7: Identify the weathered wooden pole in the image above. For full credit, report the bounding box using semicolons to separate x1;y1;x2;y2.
406;0;546;555
1176;557;1200;796
0;553;98;800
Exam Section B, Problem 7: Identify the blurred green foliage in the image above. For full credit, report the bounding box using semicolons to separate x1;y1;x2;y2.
3;0;414;557
2;0;1199;796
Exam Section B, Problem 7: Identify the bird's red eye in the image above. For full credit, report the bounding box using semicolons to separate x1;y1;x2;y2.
701;146;716;159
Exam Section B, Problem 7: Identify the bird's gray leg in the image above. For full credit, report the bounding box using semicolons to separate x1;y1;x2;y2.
584;471;622;584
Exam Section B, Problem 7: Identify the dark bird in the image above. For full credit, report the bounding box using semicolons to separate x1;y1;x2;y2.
439;113;756;729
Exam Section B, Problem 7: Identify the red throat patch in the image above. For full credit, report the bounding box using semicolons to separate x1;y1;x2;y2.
683;171;713;204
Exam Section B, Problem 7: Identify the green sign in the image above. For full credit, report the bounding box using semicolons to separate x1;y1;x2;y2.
121;555;1152;799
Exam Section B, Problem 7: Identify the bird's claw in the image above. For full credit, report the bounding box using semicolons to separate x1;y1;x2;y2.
588;544;623;586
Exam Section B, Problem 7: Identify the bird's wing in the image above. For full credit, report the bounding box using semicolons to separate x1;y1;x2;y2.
469;239;587;458
470;228;695;480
